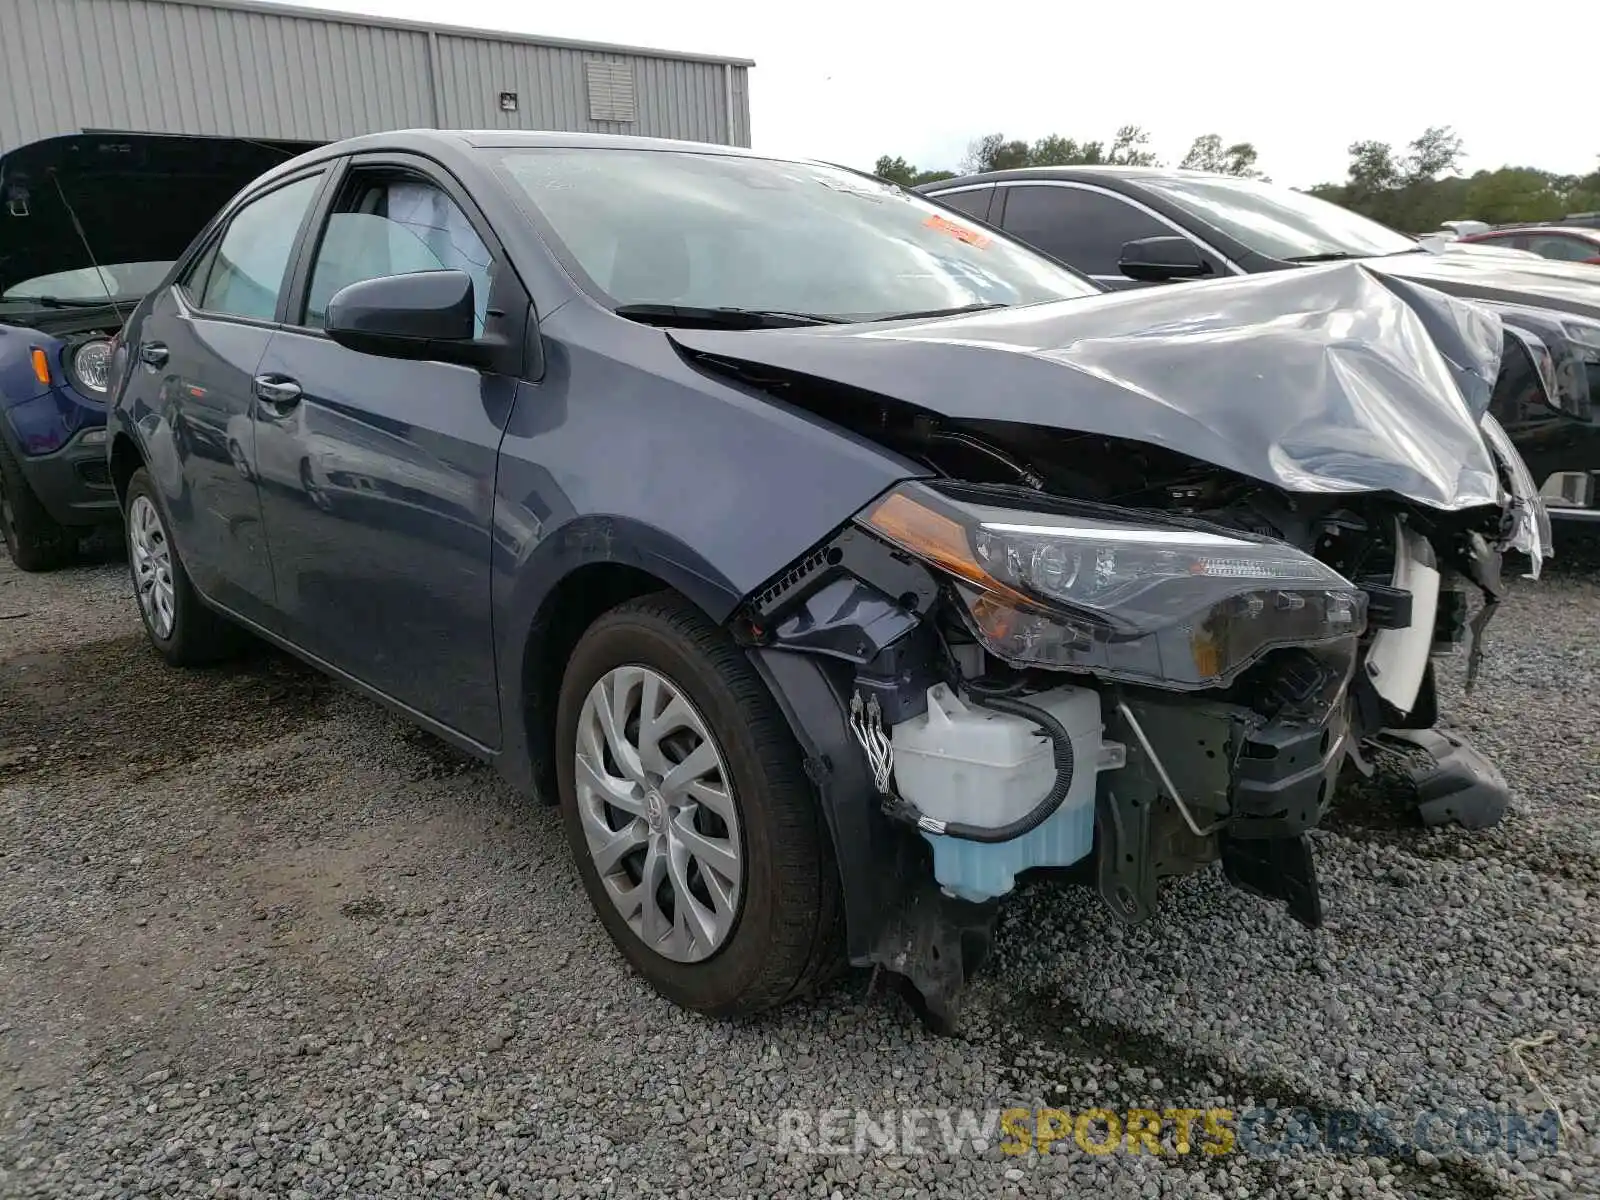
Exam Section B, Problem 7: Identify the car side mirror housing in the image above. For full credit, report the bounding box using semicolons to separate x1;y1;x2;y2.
1118;236;1212;282
326;270;495;368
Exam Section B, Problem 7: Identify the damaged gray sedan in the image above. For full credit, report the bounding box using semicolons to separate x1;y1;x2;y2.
106;134;1548;1033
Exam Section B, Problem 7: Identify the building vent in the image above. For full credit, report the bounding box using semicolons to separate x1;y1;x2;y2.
586;60;636;123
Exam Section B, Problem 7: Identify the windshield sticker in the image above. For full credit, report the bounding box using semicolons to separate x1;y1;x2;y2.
924;213;991;248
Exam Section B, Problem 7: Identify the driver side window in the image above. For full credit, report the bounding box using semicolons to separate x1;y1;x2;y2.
302;172;494;335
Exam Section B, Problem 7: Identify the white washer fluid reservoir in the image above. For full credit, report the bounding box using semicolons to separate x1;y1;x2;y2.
890;683;1117;903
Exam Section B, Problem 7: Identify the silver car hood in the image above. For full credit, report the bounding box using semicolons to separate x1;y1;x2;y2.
672;263;1512;512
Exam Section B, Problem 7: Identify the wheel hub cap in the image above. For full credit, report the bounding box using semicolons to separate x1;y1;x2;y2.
128;495;176;640
574;664;743;963
644;789;668;833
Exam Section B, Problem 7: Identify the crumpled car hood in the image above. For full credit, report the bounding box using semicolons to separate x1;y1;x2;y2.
670;262;1510;513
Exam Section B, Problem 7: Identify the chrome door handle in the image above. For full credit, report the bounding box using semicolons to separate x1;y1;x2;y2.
254;375;303;409
139;342;168;367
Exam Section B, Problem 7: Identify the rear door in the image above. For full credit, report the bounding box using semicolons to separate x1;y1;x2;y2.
129;170;326;622
250;153;515;746
996;182;1228;288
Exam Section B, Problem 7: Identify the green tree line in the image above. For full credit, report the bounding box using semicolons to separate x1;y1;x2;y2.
872;125;1600;230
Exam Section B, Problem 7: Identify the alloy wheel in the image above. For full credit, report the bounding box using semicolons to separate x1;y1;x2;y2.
574;664;743;963
128;494;176;639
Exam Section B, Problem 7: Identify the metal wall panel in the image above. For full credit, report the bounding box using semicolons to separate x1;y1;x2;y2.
0;0;753;153
431;38;742;145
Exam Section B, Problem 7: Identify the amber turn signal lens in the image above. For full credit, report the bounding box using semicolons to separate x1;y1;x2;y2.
30;347;51;387
860;486;1036;608
863;490;977;580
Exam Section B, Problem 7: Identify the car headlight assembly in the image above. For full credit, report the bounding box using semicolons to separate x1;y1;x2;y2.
1483;303;1597;417
66;337;114;396
1561;317;1600;365
857;482;1367;690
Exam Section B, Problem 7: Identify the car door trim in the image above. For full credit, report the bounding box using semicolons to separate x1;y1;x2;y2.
190;584;499;762
969;179;1247;278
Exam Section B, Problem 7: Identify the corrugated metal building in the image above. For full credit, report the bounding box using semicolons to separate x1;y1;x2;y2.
0;0;753;154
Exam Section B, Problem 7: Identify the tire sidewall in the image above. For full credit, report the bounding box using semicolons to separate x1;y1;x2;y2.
0;439;71;572
0;470;19;562
555;611;791;1013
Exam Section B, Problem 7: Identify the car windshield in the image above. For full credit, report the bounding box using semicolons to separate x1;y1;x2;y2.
1138;175;1419;261
492;148;1101;320
1;260;173;303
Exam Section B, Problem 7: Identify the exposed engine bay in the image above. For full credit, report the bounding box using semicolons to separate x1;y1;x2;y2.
695;270;1553;1031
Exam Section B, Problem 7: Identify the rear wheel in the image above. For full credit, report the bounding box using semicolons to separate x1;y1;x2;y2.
555;592;843;1016
0;437;76;572
123;467;239;666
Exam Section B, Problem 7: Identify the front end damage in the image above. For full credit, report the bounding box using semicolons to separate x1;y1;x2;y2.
701;265;1550;1031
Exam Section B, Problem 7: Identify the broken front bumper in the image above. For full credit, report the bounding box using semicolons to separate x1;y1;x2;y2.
1099;685;1351;931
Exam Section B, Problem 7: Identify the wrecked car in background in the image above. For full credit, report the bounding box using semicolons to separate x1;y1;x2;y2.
105;132;1547;1031
0;133;317;570
917;167;1600;527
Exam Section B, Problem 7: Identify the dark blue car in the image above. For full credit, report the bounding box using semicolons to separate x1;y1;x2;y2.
0;133;315;569
104;130;1549;1030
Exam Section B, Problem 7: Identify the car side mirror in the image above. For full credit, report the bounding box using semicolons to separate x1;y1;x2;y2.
325;270;493;368
1118;236;1212;282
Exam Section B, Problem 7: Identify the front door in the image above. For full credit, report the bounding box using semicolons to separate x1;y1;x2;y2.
997;182;1227;290
128;171;325;621
251;160;508;746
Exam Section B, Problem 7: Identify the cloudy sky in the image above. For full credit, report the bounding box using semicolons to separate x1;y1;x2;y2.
276;0;1597;189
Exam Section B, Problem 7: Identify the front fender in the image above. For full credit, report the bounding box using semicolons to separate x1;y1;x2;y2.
490;508;755;795
487;329;922;792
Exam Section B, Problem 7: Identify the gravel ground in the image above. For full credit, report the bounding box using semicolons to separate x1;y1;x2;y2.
2;532;1597;1199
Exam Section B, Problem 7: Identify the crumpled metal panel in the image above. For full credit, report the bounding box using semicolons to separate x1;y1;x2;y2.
669;263;1513;514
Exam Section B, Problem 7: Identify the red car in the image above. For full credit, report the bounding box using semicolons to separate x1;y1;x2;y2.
1459;225;1600;265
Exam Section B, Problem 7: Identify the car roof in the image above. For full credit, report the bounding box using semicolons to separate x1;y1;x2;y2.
1476;226;1600;238
247;128;795;192
917;165;1227;190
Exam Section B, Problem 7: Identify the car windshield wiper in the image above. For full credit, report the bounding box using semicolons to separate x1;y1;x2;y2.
613;303;848;329
869;302;1009;322
0;294;121;308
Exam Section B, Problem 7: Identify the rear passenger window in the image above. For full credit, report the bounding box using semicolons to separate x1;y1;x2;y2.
196;175;322;321
932;187;994;223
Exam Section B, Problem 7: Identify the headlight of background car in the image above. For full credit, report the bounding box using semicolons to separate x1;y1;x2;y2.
857;482;1367;690
1482;302;1597;419
65;337;114;396
1561;318;1600;365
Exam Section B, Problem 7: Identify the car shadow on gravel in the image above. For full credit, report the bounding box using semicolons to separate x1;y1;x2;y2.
971;987;1507;1198
0;634;334;784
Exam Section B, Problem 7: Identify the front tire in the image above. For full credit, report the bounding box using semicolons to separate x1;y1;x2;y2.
555;592;843;1017
123;467;238;666
0;437;76;572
